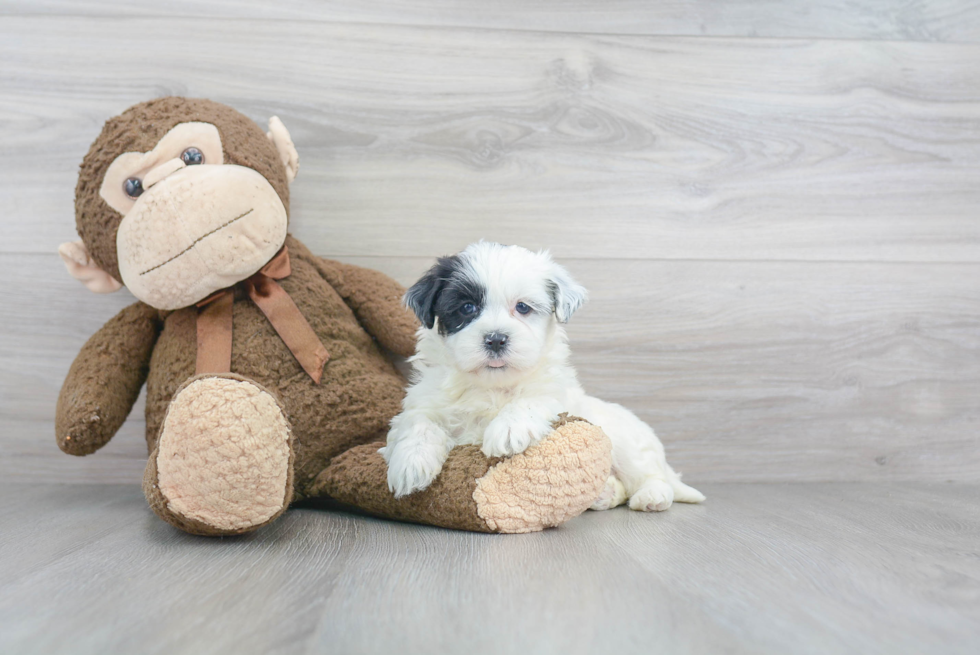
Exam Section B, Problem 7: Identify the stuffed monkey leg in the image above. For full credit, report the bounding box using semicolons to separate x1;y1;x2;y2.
56;301;161;455
143;373;295;536
309;415;612;533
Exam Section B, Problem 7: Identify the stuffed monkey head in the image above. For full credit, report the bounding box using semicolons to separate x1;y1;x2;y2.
61;97;300;310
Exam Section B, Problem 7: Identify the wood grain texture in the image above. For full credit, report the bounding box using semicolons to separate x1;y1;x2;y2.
2;18;980;261
6;254;978;483
1;11;978;487
4;1;980;42
1;483;978;654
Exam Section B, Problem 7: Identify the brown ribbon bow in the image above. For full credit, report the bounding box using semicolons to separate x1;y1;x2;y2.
196;246;330;383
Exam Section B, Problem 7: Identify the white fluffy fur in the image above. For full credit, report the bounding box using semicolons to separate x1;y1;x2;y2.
381;242;704;511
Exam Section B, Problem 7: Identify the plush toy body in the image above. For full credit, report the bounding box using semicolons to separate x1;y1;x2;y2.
56;97;611;535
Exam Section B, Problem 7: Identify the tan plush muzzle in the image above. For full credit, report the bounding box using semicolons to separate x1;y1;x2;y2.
116;164;288;310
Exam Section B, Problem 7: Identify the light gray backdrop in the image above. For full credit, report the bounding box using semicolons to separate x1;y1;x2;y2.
2;1;978;485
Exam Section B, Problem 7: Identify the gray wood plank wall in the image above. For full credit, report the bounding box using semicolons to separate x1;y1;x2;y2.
1;3;978;484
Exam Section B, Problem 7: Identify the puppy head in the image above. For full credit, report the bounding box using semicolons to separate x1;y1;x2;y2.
405;242;587;380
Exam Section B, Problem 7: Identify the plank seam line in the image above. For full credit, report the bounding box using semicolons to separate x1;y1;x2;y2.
1;13;978;46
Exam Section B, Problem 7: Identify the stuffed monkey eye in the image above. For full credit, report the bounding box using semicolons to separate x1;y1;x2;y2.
123;177;144;198
181;147;204;165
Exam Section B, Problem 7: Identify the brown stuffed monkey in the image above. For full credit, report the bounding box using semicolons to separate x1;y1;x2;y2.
56;97;611;536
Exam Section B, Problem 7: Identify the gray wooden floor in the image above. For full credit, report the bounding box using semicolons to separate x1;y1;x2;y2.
1;483;978;655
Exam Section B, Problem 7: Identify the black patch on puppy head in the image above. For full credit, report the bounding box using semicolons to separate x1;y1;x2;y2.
433;268;486;336
404;256;457;329
404;254;486;336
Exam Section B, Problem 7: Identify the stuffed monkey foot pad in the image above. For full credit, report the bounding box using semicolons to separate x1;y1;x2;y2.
473;417;612;532
146;376;293;535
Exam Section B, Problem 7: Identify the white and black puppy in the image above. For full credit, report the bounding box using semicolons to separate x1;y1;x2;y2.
381;242;704;512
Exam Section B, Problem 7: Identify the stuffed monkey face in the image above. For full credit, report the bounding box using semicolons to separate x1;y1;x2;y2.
104;121;288;310
61;98;300;311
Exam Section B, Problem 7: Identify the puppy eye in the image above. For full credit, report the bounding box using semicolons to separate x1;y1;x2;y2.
123;177;144;198
460;302;477;315
181;147;204;165
515;302;532;315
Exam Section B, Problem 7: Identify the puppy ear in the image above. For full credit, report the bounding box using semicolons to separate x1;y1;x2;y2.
548;261;587;323
404;256;456;329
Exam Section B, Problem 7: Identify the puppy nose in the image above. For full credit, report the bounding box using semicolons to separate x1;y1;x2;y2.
484;332;508;354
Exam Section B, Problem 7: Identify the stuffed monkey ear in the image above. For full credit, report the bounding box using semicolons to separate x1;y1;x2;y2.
267;116;300;183
58;240;122;293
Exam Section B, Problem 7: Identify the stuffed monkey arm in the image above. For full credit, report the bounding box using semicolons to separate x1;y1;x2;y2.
320;260;418;357
56;301;162;456
287;237;418;357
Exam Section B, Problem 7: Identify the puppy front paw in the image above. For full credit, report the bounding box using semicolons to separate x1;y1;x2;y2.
382;421;452;498
481;410;554;458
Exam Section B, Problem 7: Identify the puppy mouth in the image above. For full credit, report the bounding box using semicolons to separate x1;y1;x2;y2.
485;356;508;370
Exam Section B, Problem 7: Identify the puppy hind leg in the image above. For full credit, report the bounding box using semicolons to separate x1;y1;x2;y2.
580;396;703;511
590;474;628;511
613;441;676;512
618;443;705;510
621;451;705;509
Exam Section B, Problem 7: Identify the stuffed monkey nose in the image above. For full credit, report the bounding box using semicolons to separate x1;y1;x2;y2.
143;158;187;189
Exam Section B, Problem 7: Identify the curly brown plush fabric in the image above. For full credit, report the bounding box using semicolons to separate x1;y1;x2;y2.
56;301;161;455
57;97;612;536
